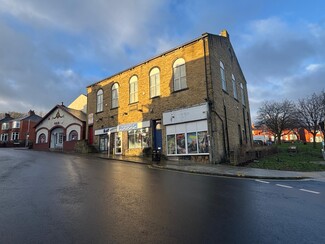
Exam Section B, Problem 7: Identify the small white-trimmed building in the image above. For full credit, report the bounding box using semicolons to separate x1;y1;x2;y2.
34;104;86;151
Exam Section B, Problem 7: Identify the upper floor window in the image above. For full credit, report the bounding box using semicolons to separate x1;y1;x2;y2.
232;74;237;99
96;89;103;112
220;61;227;91
240;82;245;106
173;58;187;91
150;67;160;98
129;75;138;104
12;121;20;129
1;123;9;130
111;83;119;108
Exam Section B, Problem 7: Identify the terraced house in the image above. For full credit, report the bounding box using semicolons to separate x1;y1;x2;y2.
86;30;252;164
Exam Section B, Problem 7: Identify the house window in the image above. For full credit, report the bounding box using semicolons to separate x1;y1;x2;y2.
129;75;138;104
1;123;9;130
0;133;8;142
128;128;150;149
111;83;119;108
150;67;160;98
11;132;19;141
232;74;237;99
96;89;103;112
12;121;20;129
38;133;46;143
220;61;227;91
173;58;187;91
69;130;78;141
240;82;245;106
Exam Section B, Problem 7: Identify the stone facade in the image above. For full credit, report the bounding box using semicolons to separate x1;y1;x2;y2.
86;30;252;164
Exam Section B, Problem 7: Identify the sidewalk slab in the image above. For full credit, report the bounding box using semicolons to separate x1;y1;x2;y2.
93;153;325;180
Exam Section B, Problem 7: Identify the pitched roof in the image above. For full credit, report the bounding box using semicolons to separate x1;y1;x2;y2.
34;104;86;128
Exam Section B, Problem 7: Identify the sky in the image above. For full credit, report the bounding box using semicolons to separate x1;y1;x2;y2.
0;0;325;122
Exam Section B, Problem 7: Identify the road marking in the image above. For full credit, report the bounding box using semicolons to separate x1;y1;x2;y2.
299;189;320;194
276;184;293;189
255;179;270;184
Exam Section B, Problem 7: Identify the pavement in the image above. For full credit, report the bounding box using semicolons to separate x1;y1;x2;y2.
95;153;325;180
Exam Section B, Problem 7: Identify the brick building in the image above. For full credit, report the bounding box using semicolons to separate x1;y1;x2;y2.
86;30;252;164
0;111;42;147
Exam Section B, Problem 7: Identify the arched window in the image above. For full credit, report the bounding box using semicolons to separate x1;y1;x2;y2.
150;67;160;98
38;133;46;143
173;58;187;91
240;82;245;106
129;75;138;103
232;74;237;99
220;61;226;91
112;83;119;108
69;130;78;141
96;89;103;112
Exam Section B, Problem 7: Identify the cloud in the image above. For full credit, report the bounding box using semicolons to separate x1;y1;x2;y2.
235;17;325;121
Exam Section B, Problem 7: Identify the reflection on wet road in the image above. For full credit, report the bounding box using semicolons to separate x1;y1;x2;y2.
0;149;324;243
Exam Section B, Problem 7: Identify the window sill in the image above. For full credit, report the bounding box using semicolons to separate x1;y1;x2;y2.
150;95;161;99
172;87;189;93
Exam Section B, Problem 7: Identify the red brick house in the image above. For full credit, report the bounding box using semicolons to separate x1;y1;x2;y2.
0;111;42;147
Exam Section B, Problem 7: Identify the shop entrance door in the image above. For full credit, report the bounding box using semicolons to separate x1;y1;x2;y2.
114;132;122;155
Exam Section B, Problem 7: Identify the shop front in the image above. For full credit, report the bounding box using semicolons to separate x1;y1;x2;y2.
163;103;209;161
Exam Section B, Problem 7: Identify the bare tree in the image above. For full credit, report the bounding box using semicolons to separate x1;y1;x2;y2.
257;100;298;144
296;92;325;148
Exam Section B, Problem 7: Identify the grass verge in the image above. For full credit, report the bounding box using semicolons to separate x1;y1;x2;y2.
247;142;325;171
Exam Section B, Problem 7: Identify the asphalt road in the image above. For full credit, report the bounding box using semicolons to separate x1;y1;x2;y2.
0;149;324;244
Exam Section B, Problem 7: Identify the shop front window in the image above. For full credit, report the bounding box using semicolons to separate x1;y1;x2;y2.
176;133;186;154
187;132;198;154
128;128;150;149
198;131;209;153
167;135;176;154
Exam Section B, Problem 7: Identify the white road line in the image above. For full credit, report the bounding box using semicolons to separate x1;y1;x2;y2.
276;184;293;189
255;179;270;184
299;189;320;194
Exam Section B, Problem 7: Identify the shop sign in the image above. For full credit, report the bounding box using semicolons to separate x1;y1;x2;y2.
163;103;208;125
117;120;150;132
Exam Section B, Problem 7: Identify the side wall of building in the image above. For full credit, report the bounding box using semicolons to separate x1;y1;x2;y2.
207;33;253;163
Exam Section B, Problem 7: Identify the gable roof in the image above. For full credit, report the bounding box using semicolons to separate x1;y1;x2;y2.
34;104;86;128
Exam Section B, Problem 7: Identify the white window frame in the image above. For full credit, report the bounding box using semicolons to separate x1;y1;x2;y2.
129;75;138;104
12;121;20;129
232;74;238;99
173;58;187;91
111;83;119;108
0;133;8;142
1;123;9;130
96;89;103;113
220;61;227;91
11;132;19;141
150;67;160;98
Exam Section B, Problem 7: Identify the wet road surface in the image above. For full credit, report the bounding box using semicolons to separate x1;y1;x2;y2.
0;149;324;243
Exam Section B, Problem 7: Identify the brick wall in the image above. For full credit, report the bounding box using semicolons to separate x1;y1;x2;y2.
86;32;252;164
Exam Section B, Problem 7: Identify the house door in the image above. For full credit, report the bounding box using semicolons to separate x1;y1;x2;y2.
153;120;162;150
114;132;122;154
51;128;64;149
